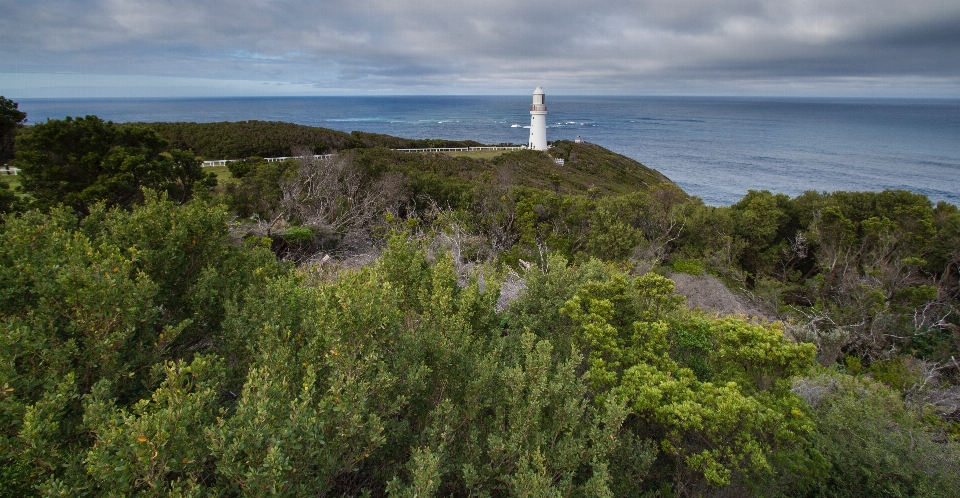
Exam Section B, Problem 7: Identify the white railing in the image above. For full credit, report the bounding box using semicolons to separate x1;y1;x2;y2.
262;154;335;163
201;154;335;167
6;147;537;174
200;146;531;168
396;146;526;153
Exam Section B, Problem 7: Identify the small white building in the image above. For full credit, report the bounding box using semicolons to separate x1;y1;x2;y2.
528;87;548;151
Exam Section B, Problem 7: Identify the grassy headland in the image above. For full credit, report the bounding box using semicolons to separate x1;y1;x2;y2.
126;120;673;196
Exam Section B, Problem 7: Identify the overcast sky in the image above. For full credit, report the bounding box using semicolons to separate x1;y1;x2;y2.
2;0;959;98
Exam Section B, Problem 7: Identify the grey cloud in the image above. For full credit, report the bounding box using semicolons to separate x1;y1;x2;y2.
870;17;960;50
1;0;959;95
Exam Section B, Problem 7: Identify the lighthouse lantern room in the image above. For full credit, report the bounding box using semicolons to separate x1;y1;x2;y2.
528;87;548;151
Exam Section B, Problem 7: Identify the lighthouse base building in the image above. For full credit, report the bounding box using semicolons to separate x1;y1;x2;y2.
528;87;548;150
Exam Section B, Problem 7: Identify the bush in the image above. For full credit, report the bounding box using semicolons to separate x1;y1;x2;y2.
795;372;960;497
14;116;213;214
0;195;283;494
672;258;705;275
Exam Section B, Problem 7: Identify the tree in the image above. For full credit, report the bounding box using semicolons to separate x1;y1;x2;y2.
166;148;217;204
14;116;213;214
0;182;17;215
279;150;406;251
0;96;27;165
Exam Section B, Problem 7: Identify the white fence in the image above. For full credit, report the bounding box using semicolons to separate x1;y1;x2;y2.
201;154;335;168
10;147;536;173
395;146;526;153
199;146;534;168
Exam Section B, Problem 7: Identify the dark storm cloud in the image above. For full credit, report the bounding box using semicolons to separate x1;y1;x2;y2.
2;0;959;95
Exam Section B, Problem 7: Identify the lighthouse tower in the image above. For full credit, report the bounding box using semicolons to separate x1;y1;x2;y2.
528;87;548;150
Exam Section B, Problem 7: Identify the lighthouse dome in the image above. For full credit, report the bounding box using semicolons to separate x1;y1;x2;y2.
531;87;546;106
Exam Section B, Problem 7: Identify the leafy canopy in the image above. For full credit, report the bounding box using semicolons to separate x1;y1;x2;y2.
14;116;215;214
0;96;27;164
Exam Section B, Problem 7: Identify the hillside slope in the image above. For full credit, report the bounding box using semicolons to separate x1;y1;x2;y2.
129;121;485;159
502;141;673;194
123;120;679;199
344;143;676;200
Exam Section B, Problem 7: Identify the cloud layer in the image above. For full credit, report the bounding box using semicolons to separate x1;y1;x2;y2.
2;0;959;96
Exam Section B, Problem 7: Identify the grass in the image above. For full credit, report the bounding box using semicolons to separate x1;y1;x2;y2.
206;166;236;184
440;150;510;160
0;173;21;191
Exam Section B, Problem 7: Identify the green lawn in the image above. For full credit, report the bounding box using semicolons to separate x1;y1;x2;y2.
0;173;21;191
206;166;236;184
440;150;510;160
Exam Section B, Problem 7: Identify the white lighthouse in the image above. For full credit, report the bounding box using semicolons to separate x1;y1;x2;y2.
528;86;548;151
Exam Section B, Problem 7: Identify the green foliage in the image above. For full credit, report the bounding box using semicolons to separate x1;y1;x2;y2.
349;147;482;210
843;355;863;375
223;157;297;219
0;207;167;492
282;225;315;242
0;181;19;215
166;149;217;203
0;195;282;494
503;256;822;495
1;192;956;495
669;317;715;380
132;121;484;161
3;115;959;496
672;258;705;275
1;96;27;164
213;236;619;496
348;130;483;150
14;117;214;214
131;121;354;159
225;155;261;178
548;141;673;194
797;372;960;497
556;267;816;493
82;355;225;495
867;357;924;392
80;192;284;349
507;254;608;355
586;197;644;260
730;190;798;279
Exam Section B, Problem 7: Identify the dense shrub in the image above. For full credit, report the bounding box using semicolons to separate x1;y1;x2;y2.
795;372;960;497
14;117;215;214
4;111;958;495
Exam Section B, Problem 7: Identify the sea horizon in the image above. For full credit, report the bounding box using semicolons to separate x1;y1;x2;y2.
14;95;960;207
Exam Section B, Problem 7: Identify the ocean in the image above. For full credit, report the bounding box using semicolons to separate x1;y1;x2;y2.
16;96;960;206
